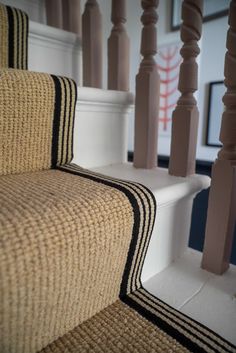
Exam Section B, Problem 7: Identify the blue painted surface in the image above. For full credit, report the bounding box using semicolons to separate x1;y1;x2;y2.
188;188;236;265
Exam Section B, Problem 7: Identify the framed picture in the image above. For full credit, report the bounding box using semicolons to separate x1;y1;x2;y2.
171;0;230;31
206;81;225;147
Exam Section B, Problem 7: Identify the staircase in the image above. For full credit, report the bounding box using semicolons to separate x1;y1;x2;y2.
0;1;235;352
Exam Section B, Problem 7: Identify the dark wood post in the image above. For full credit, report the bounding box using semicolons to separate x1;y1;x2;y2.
45;0;63;29
169;0;203;176
82;0;103;88
133;0;160;169
61;0;81;36
201;0;236;275
108;0;130;91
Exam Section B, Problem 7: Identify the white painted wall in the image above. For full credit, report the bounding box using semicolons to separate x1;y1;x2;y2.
73;87;134;168
29;21;82;84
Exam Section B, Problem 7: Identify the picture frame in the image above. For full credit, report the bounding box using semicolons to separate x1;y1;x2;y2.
171;0;230;31
206;81;225;148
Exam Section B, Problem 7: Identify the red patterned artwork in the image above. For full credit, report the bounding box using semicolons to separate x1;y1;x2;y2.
157;43;182;135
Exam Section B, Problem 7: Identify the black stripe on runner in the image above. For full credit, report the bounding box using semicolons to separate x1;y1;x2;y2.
129;189;155;290
18;9;24;69
24;11;28;69
51;75;62;167
65;78;72;163
15;9;20;69
139;288;235;353
66;79;77;163
70;81;77;162
122;294;208;353
6;6;14;68
120;185;156;296
60;77;67;164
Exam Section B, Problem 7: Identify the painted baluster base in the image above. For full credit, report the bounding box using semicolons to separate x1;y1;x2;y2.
108;31;129;91
201;159;236;274
134;69;160;169
169;106;199;177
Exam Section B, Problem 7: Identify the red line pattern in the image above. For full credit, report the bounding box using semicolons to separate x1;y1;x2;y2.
157;45;181;131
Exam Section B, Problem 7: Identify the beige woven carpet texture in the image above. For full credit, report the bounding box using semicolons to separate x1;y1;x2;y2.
0;69;77;176
0;67;236;353
0;3;28;69
41;299;190;353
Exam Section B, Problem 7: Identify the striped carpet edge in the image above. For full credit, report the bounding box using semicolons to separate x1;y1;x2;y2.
57;164;236;353
51;75;77;168
0;4;28;69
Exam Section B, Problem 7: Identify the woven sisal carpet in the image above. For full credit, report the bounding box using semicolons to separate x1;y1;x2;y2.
0;3;28;69
0;69;235;353
39;165;236;353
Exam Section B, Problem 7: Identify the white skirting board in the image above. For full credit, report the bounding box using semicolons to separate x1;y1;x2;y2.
28;21;82;85
73;87;134;168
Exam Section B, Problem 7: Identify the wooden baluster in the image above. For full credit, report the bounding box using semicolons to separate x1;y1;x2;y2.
108;0;130;91
201;0;236;275
45;0;63;29
133;0;160;169
169;0;203;176
82;0;103;88
61;0;81;36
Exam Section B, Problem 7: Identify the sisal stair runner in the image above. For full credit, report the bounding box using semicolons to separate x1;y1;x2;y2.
0;69;235;353
0;3;28;69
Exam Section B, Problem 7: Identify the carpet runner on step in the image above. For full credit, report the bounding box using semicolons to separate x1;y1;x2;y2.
0;69;235;353
0;3;28;69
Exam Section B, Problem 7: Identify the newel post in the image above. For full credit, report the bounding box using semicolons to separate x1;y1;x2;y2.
201;0;236;275
133;0;160;169
82;0;103;88
169;0;203;176
108;0;130;91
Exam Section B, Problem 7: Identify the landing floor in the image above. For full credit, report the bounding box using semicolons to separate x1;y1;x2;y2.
143;249;236;345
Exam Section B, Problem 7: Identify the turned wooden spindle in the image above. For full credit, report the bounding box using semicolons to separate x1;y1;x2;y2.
169;0;203;176
61;0;81;36
108;0;130;91
201;0;236;275
82;0;102;88
45;0;63;29
133;0;160;169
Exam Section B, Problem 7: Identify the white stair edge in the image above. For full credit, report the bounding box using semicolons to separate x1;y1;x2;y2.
92;162;210;206
92;163;211;281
